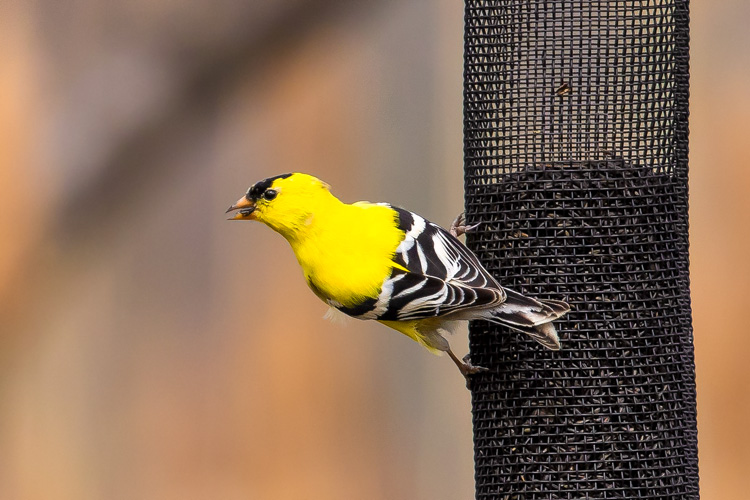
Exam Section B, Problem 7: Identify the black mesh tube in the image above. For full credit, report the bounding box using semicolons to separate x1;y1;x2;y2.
463;2;697;499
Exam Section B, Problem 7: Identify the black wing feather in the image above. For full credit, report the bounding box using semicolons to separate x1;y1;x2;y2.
353;206;506;321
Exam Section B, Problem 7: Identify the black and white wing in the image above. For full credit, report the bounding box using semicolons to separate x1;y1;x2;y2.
390;207;501;290
340;206;507;321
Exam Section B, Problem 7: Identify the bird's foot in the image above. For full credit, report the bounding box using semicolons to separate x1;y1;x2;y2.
458;353;489;390
450;212;481;238
447;348;488;389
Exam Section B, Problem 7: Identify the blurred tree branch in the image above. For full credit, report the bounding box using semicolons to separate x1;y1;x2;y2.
57;0;388;242
0;0;389;350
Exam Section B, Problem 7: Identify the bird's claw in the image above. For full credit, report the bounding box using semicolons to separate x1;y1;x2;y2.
460;353;489;390
450;212;481;238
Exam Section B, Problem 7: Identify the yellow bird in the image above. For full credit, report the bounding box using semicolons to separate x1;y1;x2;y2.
227;173;569;381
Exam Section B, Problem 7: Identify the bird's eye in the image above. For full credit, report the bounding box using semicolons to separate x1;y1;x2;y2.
263;189;278;201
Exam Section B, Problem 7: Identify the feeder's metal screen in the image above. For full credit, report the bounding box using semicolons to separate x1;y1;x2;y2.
463;1;697;499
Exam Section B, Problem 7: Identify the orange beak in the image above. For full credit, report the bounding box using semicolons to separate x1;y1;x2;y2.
225;195;256;220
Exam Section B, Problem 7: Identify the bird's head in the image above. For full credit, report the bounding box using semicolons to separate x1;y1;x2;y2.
226;173;334;240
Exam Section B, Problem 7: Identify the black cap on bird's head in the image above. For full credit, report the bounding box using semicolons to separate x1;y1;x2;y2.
225;173;293;220
245;173;293;201
225;172;333;240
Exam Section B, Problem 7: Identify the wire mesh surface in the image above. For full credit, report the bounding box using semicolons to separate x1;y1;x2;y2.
463;2;696;499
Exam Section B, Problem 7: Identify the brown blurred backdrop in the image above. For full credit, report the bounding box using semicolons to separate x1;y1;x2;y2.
0;1;746;499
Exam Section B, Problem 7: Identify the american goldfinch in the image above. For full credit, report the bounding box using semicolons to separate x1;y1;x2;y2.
227;173;569;380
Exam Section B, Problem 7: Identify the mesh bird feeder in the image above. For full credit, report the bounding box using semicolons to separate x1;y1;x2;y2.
462;1;697;499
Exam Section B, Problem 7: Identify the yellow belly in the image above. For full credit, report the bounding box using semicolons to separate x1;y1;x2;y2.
378;319;448;355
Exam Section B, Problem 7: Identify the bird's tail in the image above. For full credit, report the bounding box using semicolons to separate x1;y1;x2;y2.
485;288;570;350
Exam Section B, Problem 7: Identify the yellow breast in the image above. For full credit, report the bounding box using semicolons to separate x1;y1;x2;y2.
289;202;405;308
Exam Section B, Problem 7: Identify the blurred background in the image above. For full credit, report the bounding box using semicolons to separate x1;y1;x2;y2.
0;1;746;499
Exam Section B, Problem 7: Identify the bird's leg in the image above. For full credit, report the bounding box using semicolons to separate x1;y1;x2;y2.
447;348;488;389
449;212;481;238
